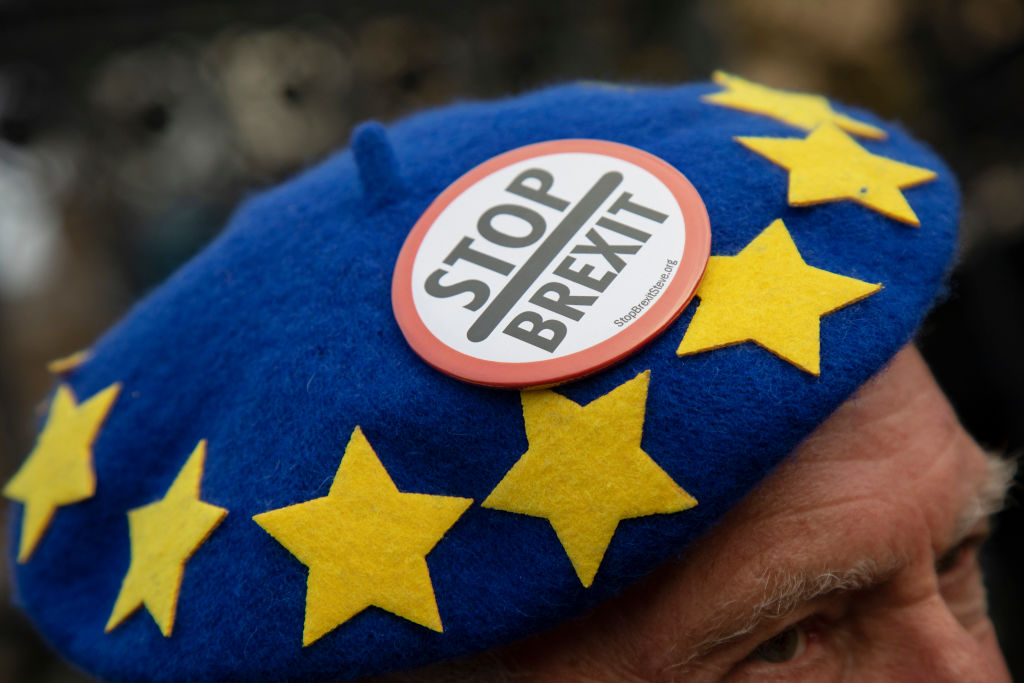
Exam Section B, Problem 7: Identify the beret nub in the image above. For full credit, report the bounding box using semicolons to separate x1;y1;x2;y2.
352;121;407;205
7;75;958;682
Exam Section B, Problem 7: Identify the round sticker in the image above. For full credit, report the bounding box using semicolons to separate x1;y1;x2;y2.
392;139;711;388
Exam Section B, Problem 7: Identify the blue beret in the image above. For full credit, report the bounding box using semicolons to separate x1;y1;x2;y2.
6;73;958;681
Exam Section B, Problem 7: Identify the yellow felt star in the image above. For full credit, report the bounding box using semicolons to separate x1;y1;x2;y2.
704;71;887;139
677;219;881;375
737;123;937;226
4;383;121;563
253;427;472;646
105;440;227;637
482;372;696;587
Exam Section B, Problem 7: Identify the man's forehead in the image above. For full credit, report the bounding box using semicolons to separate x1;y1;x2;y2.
697;350;997;552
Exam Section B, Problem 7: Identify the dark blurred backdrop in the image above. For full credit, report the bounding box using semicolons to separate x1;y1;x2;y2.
0;1;1021;681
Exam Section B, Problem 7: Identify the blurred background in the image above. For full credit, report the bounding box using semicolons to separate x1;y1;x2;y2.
0;0;1021;680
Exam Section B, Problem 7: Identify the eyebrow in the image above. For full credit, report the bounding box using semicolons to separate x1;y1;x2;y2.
951;451;1017;543
678;451;1017;666
678;559;899;668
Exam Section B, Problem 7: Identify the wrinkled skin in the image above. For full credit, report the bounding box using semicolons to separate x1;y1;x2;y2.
379;346;1013;682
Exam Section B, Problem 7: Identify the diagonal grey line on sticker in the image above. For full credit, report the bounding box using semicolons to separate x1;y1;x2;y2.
466;171;624;342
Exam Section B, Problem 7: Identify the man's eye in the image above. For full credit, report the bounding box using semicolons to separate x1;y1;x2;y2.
750;623;808;664
935;535;983;576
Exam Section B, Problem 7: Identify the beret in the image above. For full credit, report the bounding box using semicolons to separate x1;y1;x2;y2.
6;73;958;681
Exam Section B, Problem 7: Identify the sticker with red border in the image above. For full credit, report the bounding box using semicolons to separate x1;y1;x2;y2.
392;139;711;388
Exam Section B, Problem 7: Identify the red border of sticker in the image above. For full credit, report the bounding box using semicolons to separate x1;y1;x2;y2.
392;139;711;388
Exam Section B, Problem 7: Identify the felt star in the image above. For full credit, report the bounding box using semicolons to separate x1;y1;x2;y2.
704;71;886;139
482;372;696;587
737;123;937;226
4;383;121;563
253;427;472;646
105;440;227;637
677;219;881;375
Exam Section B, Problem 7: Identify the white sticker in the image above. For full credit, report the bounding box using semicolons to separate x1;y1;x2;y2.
392;139;710;387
